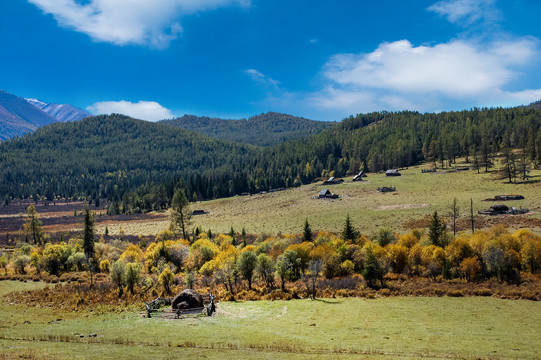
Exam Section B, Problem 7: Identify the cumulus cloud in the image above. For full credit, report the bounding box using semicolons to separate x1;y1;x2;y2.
28;0;249;48
245;69;280;87
87;100;175;121
428;0;497;25
308;37;541;114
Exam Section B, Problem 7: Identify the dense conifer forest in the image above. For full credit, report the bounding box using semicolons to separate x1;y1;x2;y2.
160;112;335;146
0;107;540;214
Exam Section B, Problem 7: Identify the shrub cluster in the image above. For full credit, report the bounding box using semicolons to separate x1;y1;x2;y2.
1;225;540;305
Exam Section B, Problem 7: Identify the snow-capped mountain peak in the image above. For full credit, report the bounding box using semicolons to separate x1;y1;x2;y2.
25;98;91;122
25;98;48;110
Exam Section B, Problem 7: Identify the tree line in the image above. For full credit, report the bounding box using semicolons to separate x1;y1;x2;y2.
2;207;540;298
0;107;540;213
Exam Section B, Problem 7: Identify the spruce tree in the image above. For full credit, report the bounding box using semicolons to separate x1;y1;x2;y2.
241;228;247;247
302;218;312;242
428;211;446;247
229;227;236;246
83;207;95;287
341;213;357;241
470;198;475;234
451;198;459;236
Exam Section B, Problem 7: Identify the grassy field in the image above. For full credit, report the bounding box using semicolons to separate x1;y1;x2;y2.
1;281;540;359
1;163;540;239
161;164;541;237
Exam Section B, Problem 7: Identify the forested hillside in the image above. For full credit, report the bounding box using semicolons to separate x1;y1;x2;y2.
0;107;540;214
160;112;334;146
526;100;541;110
276;107;541;177
0;114;259;211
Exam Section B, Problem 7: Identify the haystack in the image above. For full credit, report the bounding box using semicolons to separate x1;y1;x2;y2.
172;289;203;310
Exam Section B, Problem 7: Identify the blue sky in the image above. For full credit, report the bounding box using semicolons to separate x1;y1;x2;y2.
1;0;541;121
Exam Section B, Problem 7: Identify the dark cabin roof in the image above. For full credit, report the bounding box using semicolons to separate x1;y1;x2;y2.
386;169;401;176
353;171;367;180
319;188;331;196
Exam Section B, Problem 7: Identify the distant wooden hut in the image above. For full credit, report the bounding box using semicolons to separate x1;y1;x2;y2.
484;195;525;201
385;169;401;176
319;188;339;199
323;176;344;185
352;171;367;181
478;205;529;215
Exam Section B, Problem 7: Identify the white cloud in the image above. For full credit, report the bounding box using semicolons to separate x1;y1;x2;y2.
28;0;249;48
428;0;497;25
87;100;175;121
308;37;541;114
245;69;280;87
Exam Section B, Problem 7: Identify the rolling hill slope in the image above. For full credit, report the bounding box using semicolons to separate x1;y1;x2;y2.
160;111;335;146
0;106;539;213
0;114;259;203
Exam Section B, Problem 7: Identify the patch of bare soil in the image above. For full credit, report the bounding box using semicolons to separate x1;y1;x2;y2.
375;203;429;211
0;210;167;245
43;213;168;233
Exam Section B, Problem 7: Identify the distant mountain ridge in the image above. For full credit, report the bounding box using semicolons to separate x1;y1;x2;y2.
160;111;335;146
26;98;91;123
0;90;91;140
0;90;57;140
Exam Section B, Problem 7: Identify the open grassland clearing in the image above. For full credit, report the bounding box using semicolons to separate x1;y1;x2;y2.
1;163;540;240
186;165;541;236
1;281;540;359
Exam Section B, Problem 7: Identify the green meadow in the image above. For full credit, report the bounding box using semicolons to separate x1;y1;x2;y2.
181;165;541;236
1;281;540;359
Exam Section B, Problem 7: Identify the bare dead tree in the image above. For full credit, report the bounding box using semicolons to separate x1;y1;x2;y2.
470;198;475;234
451;198;459;236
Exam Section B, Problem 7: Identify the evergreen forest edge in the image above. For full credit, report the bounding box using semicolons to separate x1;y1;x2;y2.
0;106;540;215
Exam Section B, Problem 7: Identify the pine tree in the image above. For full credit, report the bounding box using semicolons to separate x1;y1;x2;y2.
470;198;475;234
302;218;312;242
500;148;516;183
451;198;459;236
241;228;247;248
428;211;447;247
341;214;357;241
24;205;42;245
83;207;95;287
229;227;237;246
170;188;191;241
516;148;530;180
